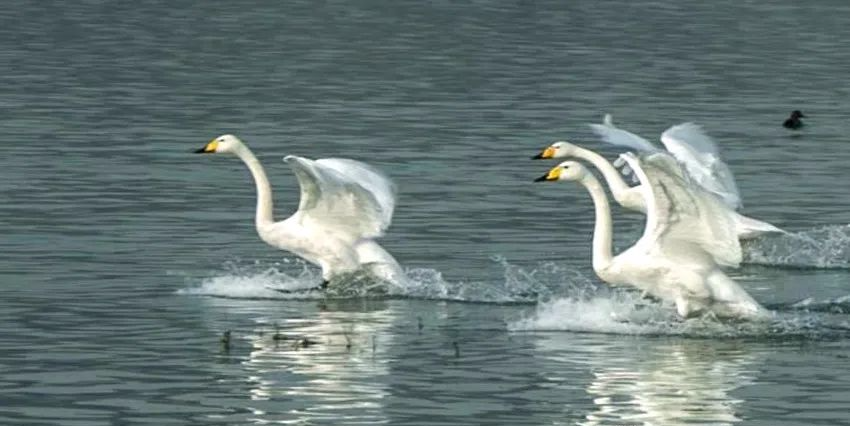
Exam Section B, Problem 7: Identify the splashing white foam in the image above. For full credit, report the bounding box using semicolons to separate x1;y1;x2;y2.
182;258;850;338
389;257;589;303
509;291;679;334
181;256;593;303
787;294;850;314
508;285;850;338
744;224;850;268
178;259;323;299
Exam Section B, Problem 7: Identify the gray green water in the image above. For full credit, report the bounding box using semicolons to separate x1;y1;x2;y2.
2;0;850;424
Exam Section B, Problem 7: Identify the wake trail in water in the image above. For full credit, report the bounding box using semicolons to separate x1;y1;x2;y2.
510;286;850;339
772;295;850;314
182;256;850;339
178;259;324;299
179;256;585;303
743;224;850;269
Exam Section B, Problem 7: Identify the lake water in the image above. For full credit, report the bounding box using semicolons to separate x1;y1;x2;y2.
2;0;850;424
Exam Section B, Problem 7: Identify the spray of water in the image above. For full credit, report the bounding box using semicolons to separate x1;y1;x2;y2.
744;224;850;269
182;255;850;338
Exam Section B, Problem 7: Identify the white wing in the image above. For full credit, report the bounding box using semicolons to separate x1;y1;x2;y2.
284;156;396;241
659;123;742;210
314;158;396;227
589;114;659;153
621;152;742;268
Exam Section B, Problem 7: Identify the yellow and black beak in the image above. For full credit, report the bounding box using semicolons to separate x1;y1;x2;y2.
194;140;218;154
530;146;556;160
533;166;561;182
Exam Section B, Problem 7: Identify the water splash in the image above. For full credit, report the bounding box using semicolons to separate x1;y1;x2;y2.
783;295;850;314
180;256;591;303
389;256;595;303
510;288;680;335
182;257;850;339
178;259;324;299
743;224;850;269
509;285;850;338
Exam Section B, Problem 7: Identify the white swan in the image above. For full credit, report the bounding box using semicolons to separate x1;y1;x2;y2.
589;114;742;209
532;141;784;240
534;158;766;319
195;134;405;288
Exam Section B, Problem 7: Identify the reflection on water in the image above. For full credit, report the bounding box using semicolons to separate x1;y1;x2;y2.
537;335;758;426
5;0;850;423
583;343;755;426
224;299;395;424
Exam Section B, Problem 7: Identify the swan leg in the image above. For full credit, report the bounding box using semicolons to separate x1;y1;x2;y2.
318;254;358;285
675;297;692;318
674;295;709;318
270;279;327;293
266;281;328;294
320;264;333;283
640;290;656;300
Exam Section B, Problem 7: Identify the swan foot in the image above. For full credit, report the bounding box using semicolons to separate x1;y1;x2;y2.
265;280;329;294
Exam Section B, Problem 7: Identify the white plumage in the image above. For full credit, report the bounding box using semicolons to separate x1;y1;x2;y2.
534;138;784;242
196;135;405;287
590;114;742;209
286;156;396;241
535;159;766;319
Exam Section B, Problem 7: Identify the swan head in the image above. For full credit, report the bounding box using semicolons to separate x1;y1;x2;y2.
533;161;588;182
531;141;577;160
195;134;243;154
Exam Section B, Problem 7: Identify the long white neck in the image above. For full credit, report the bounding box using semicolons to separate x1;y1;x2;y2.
233;144;275;228
579;173;614;274
572;146;633;205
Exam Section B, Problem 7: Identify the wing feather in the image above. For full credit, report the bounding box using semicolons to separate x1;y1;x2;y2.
315;158;396;228
589;114;659;153
659;123;742;209
284;156;397;241
620;152;742;268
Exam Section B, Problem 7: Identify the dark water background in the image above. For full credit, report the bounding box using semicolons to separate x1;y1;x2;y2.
2;0;850;424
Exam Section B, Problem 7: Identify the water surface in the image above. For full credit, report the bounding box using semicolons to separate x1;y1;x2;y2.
2;0;850;424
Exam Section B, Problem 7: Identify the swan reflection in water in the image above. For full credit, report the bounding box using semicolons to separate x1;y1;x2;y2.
209;298;398;424
537;334;760;426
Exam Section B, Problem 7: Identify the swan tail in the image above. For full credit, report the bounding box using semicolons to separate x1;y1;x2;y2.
733;213;785;240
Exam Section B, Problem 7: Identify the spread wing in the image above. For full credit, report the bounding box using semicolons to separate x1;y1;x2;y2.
621;152;742;268
659;123;742;210
285;156;397;241
589;114;659;153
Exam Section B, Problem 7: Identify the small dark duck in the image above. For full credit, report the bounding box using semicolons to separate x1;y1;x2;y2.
783;110;805;129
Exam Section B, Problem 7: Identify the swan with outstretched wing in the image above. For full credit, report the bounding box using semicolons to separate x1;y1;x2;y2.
534;158;766;319
589;114;742;209
287;156;395;240
532;140;784;239
194;135;405;288
630;153;742;268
